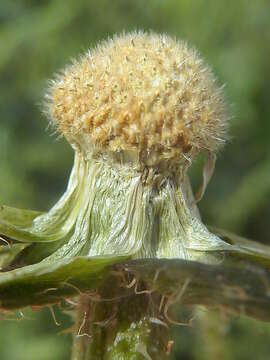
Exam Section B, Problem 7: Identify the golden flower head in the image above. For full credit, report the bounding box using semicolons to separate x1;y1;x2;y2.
46;31;228;166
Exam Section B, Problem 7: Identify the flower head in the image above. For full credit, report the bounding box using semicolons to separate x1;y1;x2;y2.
46;32;228;166
1;31;270;337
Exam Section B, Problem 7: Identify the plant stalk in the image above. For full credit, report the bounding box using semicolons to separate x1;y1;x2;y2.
71;280;170;360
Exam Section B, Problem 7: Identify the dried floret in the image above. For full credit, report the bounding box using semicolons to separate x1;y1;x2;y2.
46;31;228;166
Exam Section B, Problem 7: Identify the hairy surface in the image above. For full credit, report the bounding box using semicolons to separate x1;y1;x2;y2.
46;31;228;165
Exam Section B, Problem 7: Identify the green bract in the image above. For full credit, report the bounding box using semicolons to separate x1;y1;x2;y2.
1;150;270;320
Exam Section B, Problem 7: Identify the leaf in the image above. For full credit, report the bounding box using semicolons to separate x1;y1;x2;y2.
1;254;270;323
211;159;270;231
209;226;270;266
0;154;89;245
120;258;270;322
195;152;216;203
0;205;42;227
0;255;129;310
0;205;48;243
0;243;29;269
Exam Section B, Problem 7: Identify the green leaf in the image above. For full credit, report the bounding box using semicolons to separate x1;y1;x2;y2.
0;255;129;310
1;255;270;323
121;258;270;322
210;226;270;266
0;205;47;243
0;243;29;269
0;205;42;227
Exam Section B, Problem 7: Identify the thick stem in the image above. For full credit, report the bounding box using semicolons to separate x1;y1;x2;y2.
71;281;170;360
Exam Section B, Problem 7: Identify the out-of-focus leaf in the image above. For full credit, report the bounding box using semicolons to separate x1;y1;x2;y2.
0;0;82;70
213;159;270;231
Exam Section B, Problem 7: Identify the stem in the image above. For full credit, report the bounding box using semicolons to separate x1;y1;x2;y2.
71;281;170;359
196;310;228;360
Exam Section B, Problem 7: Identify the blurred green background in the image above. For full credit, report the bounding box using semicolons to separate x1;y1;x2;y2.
0;0;270;359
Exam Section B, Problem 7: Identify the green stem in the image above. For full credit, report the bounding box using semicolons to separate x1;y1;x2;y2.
71;284;170;359
196;310;228;360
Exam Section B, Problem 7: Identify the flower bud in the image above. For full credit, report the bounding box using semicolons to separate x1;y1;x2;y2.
46;31;228;168
39;32;232;262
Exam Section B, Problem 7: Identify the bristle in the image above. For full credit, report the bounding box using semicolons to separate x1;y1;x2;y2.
45;31;229;165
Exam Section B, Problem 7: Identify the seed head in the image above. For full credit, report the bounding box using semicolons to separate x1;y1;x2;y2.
46;31;228;166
